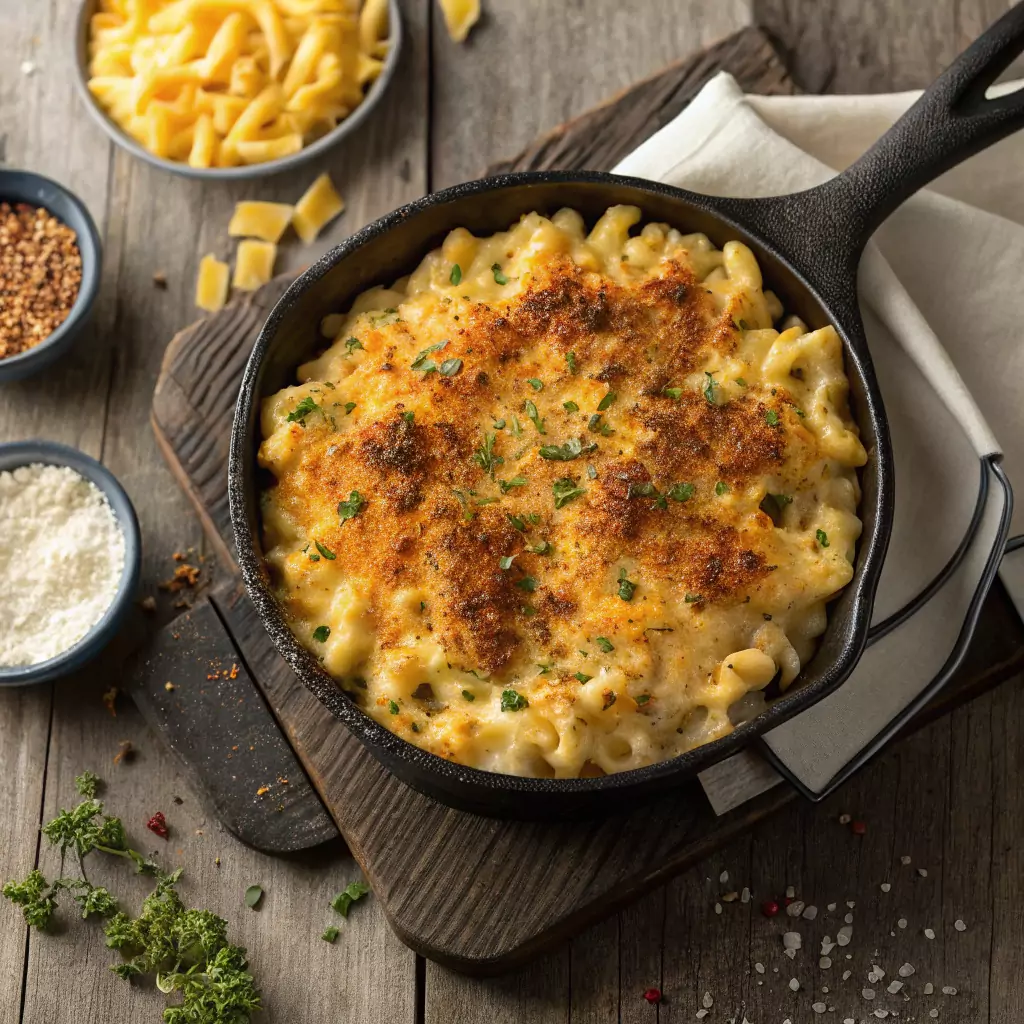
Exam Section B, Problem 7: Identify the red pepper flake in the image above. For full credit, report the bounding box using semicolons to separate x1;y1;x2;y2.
643;987;662;1004
256;785;270;797
851;820;867;835
761;899;780;917
146;811;169;840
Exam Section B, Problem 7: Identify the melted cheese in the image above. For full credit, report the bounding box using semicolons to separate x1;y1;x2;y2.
258;206;865;778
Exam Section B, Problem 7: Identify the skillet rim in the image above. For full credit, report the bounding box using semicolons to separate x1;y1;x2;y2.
227;169;894;807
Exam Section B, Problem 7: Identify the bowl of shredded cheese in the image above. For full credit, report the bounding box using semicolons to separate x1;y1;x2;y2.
0;441;141;686
74;0;403;179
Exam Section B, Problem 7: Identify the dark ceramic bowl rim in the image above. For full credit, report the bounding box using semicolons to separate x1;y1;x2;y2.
0;169;102;377
73;0;403;181
229;169;891;800
0;441;141;686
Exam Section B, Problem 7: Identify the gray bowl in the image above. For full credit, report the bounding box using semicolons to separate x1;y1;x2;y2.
0;170;103;383
0;441;141;686
73;0;403;180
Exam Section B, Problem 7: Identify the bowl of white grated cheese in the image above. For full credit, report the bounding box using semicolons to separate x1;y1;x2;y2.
0;441;141;685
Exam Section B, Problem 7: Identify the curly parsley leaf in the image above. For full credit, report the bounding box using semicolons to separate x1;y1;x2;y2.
499;475;527;493
595;637;614;653
552;478;585;509
566;351;577;374
526;378;543;392
338;491;365;522
538;437;596;461
439;357;463;377
314;539;336;560
668;482;695;503
524;399;546;435
816;528;830;548
449;264;462;286
500;689;529;712
617;568;636;602
344;337;363;356
662;386;682;400
765;408;780;427
330;880;371;917
597;391;617;412
703;371;719;405
286;396;320;426
491;263;509;285
411;340;448;372
75;771;101;799
312;625;331;643
473;433;504;478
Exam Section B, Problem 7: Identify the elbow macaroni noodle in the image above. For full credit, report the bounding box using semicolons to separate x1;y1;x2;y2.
87;0;391;168
258;206;866;778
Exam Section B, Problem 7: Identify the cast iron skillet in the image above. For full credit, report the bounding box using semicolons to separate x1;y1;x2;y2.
230;4;1024;819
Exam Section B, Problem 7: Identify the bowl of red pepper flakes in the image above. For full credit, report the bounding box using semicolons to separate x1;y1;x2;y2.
0;169;102;383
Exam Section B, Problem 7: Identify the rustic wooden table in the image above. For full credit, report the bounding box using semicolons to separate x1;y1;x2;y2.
1;2;1022;1022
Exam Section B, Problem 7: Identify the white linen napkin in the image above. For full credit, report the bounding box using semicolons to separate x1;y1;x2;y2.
613;73;1024;811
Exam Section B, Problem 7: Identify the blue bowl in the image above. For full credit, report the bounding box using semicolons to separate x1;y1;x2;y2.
0;170;102;383
0;441;141;685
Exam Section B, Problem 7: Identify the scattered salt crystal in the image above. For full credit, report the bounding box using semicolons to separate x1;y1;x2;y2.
918;868;928;878
820;956;832;969
784;947;797;959
722;891;739;902
839;813;851;824
741;886;751;904
783;931;802;950
862;988;876;1000
888;981;904;994
873;965;886;980
873;1011;889;1019
844;1019;855;1024
942;986;957;996
715;902;723;915
696;1010;709;1020
786;900;806;917
929;1011;939;1019
898;964;915;978
898;918;908;929
754;962;765;974
786;885;796;898
900;855;912;865
702;991;713;1008
789;978;800;991
924;983;934;995
954;919;966;931
827;902;837;911
822;986;829;993
812;1003;826;1014
880;882;891;893
836;926;852;947
821;939;835;955
843;971;852;981
846;901;856;909
803;904;819;921
720;870;729;884
845;913;854;924
924;928;936;939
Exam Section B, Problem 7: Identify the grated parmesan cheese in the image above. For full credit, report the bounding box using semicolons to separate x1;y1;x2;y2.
0;464;125;667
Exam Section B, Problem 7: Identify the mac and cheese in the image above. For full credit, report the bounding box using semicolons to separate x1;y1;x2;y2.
258;206;865;778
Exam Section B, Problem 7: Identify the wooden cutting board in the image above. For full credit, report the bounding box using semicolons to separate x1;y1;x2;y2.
148;26;1024;974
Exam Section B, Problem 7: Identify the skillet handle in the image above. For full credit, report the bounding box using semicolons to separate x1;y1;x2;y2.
722;0;1024;303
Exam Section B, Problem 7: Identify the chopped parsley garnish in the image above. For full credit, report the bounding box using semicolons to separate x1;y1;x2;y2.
499;555;515;570
526;512;541;525
411;340;448;372
574;672;592;684
388;700;399;715
765;408;780;426
453;489;475;520
450;264;462;285
491;263;509;285
286;396;320;425
552;477;585;509
627;481;657;500
796;408;806;418
537;662;553;674
587;464;597;480
462;690;475;701
527;378;543;391
668;482;695;503
635;694;652;706
493;418;506;429
597;391;617;412
507;513;526;531
400;411;415;423
439;357;463;376
816;529;830;548
662;386;683;400
734;317;751;331
312;625;331;643
344;337;363;356
735;377;747;387
566;351;577;374
760;492;793;526
539;437;596;461
514;576;538;593
524;399;545;434
602;692;617;711
715;481;729;496
330;880;370;917
500;689;528;712
511;416;523;436
344;402;356;415
338;491;364;522
595;636;614;653
322;926;340;943
684;593;702;603
499;475;527;493
473;432;504;478
531;541;551;555
314;539;336;560
617;568;636;601
703;371;719;405
587;413;613;436
563;400;579;413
